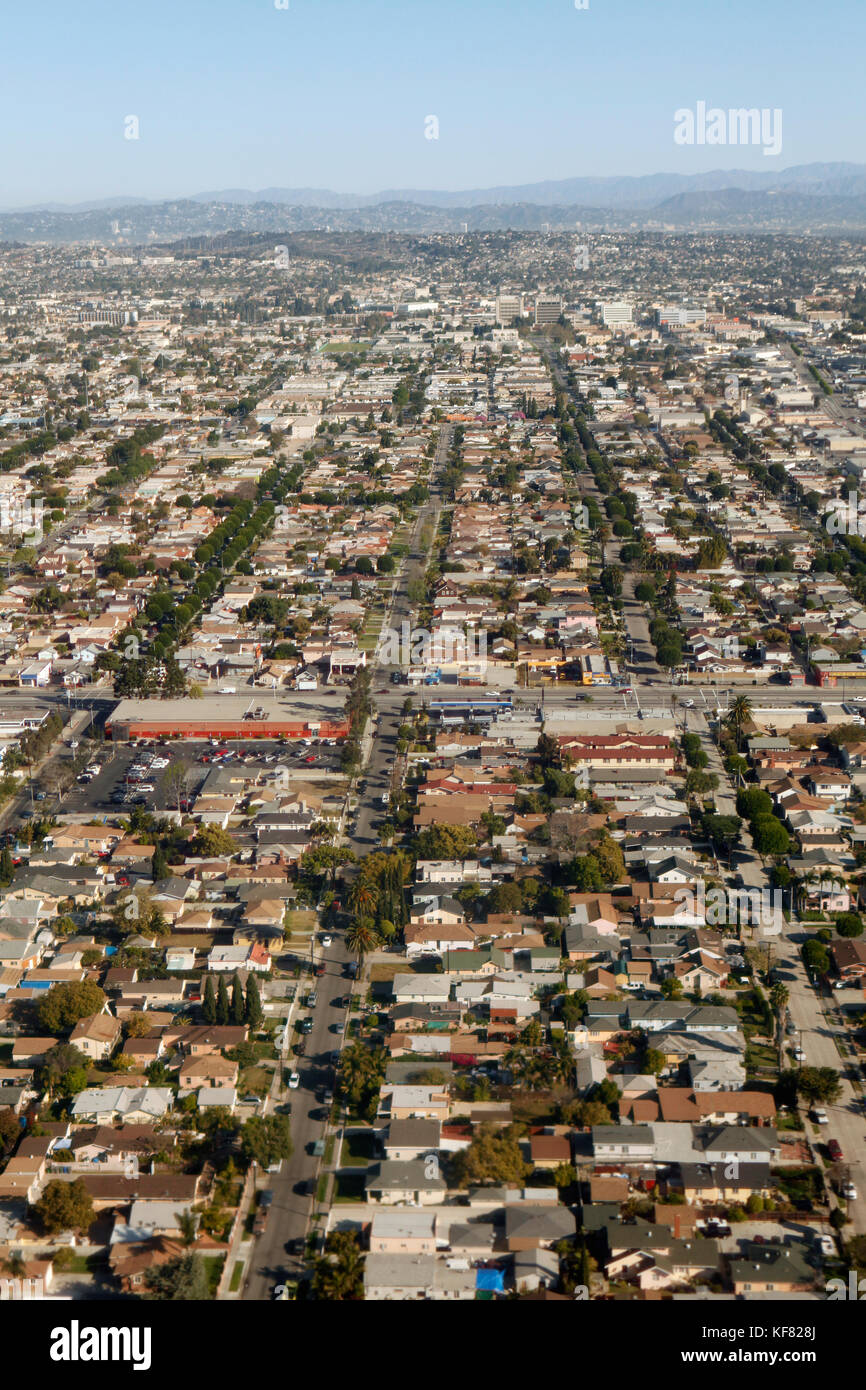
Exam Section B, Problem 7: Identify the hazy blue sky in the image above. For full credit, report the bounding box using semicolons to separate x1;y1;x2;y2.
3;0;864;205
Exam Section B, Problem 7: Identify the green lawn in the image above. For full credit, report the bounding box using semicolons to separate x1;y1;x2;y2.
229;1260;244;1292
202;1255;226;1298
239;1065;271;1094
333;1172;366;1203
340;1130;376;1165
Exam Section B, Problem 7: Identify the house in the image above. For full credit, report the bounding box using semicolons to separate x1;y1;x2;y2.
0;1153;46;1202
529;1134;572;1171
70;1086;173;1124
503;1204;576;1250
10;1038;57;1067
392;974;452;1005
61;1124;161;1169
69;1011;122;1061
178;1055;239;1090
408;896;466;927
368;1209;437;1254
380;1085;451;1121
363;1252;475;1301
364;1160;447;1205
513;1248;560;1293
832;937;866;980
728;1243;818;1295
383;1118;442;1162
404;921;477;958
207;943;271;974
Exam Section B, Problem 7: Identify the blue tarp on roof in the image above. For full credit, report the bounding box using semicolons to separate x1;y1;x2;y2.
475;1268;505;1292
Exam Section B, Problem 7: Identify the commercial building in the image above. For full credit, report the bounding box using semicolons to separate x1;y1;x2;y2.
105;696;349;742
534;295;562;326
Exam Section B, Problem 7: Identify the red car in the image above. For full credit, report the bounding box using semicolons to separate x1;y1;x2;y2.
828;1139;843;1161
304;754;317;763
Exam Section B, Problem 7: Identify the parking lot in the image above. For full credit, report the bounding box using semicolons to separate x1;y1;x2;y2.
59;738;345;819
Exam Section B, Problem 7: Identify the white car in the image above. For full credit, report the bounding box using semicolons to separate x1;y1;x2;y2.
843;1183;858;1201
819;1235;836;1257
288;1071;300;1090
812;1108;828;1124
683;698;695;707
792;1046;806;1061
321;934;332;948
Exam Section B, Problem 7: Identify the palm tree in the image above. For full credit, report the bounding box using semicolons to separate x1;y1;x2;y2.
348;880;377;918
769;981;789;1063
345;917;379;973
726;694;753;750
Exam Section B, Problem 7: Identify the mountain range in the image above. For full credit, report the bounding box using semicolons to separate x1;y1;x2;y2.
4;164;866;241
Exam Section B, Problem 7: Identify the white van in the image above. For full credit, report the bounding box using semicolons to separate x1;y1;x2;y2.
218;686;237;694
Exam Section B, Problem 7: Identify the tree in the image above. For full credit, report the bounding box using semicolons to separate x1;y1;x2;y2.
834;912;864;938
737;787;773;820
726;695;753;750
345;918;380;973
216;975;230;1026
802;939;830;976
144;1253;209;1301
160;761;192;813
202;975;217;1025
189;824;238;858
796;1066;842;1105
39;1042;89;1098
452;1124;530;1186
37;981;107;1036
35;1179;94;1234
412;824;478;860
750;815;790;856
0;844;14;885
0;1108;20;1155
240;1114;293;1168
337;1042;386;1122
245;974;263;1030
535;732;560;769
230;974;245;1026
600;565;623;597
485;882;524;915
151;842;168;882
310;1231;365;1301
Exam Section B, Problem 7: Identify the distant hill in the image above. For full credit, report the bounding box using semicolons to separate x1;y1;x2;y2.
4;164;866;241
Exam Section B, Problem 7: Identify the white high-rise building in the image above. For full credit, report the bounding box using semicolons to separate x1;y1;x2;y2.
599;301;634;329
495;292;524;324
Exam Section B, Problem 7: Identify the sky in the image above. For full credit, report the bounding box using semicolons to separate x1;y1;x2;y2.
2;0;865;206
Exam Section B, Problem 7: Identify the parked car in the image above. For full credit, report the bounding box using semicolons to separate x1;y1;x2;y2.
320;934;332;948
843;1182;858;1200
287;1071;300;1090
812;1107;829;1125
828;1138;843;1159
